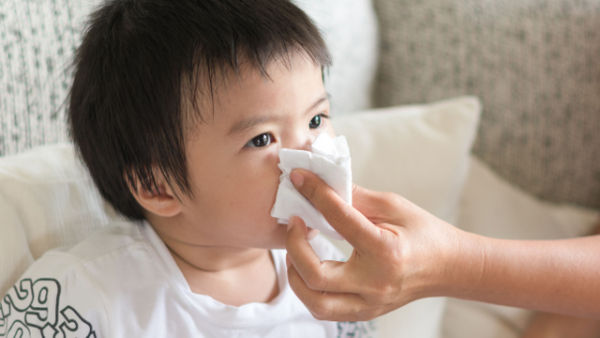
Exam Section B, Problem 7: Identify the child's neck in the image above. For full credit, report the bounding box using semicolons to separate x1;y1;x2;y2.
155;227;280;307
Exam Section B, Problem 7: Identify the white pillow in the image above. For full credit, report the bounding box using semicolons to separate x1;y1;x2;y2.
0;96;481;338
442;157;600;338
0;145;121;293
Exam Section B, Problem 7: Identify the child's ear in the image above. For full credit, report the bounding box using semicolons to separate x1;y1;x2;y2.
127;171;183;218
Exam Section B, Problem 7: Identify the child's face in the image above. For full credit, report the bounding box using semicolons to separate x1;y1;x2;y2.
177;54;333;249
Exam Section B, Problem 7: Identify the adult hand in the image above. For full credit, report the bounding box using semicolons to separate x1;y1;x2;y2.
285;168;461;322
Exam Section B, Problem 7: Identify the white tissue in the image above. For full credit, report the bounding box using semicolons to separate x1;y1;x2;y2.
270;133;352;240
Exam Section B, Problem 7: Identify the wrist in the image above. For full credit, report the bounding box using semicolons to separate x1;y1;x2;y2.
428;226;488;299
395;220;478;302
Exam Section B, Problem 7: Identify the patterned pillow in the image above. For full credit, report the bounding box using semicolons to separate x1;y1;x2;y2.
373;0;600;209
0;0;101;156
0;0;379;157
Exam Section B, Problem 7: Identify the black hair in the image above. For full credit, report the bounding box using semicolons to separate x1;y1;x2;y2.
68;0;331;219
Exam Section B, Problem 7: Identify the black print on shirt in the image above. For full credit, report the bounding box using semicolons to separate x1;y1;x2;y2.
337;321;376;338
0;278;96;338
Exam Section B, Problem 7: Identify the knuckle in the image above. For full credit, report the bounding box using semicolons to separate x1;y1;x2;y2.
379;192;401;211
315;183;335;205
303;175;335;207
305;268;327;290
310;300;332;320
382;242;404;269
367;283;394;307
303;179;318;201
377;283;395;301
286;266;301;288
355;305;378;322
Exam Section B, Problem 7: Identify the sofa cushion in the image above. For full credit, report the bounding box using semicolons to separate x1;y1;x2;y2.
373;0;600;209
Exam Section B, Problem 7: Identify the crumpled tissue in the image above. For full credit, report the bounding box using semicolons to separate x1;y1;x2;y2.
270;133;352;240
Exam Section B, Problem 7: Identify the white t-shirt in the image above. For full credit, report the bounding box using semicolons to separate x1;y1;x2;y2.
1;221;374;337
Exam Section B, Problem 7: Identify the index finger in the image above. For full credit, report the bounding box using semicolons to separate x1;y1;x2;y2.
290;168;382;251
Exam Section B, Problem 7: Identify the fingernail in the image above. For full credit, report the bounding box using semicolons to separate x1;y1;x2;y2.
290;170;304;188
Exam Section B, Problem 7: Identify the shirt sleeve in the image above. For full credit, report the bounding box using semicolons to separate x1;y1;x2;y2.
0;251;107;337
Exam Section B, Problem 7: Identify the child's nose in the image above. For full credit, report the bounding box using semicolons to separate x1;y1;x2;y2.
283;133;313;151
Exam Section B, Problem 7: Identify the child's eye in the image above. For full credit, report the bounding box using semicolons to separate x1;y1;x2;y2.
245;133;273;148
309;113;329;129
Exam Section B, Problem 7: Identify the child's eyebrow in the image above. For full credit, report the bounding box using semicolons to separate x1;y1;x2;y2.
227;92;329;136
305;93;329;116
228;115;281;136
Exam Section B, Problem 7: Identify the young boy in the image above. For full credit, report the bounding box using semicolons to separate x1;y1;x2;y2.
0;0;373;336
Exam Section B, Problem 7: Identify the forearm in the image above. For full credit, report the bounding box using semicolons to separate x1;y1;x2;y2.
435;230;600;318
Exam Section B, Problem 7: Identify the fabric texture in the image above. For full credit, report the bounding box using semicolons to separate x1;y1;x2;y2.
0;0;101;156
1;221;374;337
373;0;600;209
271;134;352;240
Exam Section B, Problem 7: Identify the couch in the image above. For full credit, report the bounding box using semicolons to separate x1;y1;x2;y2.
1;0;599;337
